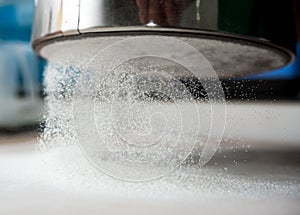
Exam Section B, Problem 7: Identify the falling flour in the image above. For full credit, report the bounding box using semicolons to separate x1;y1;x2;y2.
36;36;300;213
38;61;300;201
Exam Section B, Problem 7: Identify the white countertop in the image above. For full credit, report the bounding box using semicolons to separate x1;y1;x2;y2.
0;102;300;215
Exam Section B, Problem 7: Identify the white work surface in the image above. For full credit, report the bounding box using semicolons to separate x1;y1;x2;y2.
0;102;300;215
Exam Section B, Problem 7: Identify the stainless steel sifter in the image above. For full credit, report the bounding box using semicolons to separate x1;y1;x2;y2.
31;0;297;79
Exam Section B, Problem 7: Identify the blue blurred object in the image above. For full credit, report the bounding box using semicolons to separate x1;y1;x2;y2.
0;0;33;41
0;0;44;129
0;42;43;127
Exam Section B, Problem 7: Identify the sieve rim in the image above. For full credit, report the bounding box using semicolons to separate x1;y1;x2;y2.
32;27;295;77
